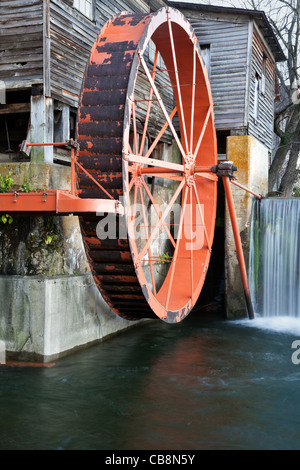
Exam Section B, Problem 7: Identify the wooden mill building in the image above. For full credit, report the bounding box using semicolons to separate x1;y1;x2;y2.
0;0;166;163
169;2;285;162
0;0;285;164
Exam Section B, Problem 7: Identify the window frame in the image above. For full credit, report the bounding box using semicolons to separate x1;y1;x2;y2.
73;0;95;21
200;44;211;77
253;71;261;122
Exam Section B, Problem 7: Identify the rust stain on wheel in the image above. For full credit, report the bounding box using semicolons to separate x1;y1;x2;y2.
76;8;218;323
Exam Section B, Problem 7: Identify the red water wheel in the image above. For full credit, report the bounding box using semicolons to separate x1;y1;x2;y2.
76;7;218;323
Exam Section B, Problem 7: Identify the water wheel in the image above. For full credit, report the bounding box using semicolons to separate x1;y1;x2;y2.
76;7;218;323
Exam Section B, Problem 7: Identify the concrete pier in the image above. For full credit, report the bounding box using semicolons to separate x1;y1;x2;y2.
225;135;269;318
0;273;139;363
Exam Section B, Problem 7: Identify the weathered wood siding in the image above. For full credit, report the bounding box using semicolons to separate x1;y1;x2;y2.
248;27;275;154
182;9;250;131
49;0;152;108
0;0;44;86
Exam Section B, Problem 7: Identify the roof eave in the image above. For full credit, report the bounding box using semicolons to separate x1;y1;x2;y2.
166;1;286;62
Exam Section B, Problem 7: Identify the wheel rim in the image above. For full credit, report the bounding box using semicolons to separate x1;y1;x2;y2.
76;8;218;323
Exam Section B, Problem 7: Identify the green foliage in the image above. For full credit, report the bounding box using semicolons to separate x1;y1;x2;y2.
0;171;13;193
0;214;13;225
44;235;53;245
21;181;32;193
293;186;300;197
160;252;170;264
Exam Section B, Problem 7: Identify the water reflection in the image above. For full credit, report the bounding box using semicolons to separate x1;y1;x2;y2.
1;313;300;450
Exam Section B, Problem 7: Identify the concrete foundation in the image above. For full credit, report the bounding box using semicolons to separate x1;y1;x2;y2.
0;162;143;362
225;135;268;318
0;274;141;363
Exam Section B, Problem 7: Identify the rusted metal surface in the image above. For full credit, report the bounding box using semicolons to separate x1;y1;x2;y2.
76;11;155;320
0;190;123;216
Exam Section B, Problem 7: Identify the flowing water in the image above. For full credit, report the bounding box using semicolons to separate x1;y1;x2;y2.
1;197;300;450
1;313;300;450
249;198;300;317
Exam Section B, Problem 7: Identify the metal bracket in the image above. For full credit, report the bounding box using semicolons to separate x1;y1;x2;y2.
67;139;80;150
211;161;238;178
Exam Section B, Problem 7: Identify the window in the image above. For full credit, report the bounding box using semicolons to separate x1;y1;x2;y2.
200;45;211;77
253;72;260;122
261;54;267;95
74;0;95;20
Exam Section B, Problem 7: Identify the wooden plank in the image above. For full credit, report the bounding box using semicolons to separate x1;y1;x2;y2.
247;28;275;152
0;53;43;65
2;79;43;90
0;103;31;114
0;0;41;7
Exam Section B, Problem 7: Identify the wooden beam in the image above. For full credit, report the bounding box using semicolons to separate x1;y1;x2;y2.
0;103;30;114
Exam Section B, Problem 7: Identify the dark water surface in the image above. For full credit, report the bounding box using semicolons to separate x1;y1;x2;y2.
1;313;300;450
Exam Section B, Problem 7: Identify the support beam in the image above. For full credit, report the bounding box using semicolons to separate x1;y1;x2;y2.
0;190;124;216
0;103;31;114
30;95;54;163
54;103;70;143
223;176;254;320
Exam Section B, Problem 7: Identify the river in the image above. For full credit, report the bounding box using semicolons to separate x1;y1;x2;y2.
1;312;300;450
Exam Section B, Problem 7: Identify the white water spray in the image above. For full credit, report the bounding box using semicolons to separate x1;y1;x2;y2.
249;198;300;318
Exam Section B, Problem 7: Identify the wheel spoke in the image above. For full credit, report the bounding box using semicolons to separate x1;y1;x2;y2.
138;52;186;161
141;172;183;181
131;97;138;154
128;142;133;154
192;182;211;252
138;186;157;296
139;48;158;156
137;178;185;262
190;41;196;155
167;18;189;154
126;153;184;173
143;106;177;160
130;183;138;224
165;186;189;312
128;176;135;193
195;172;218;182
142;179;176;248
189;186;194;297
193;105;212;157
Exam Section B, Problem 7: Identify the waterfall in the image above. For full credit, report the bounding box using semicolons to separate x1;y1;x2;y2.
249;198;300;317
